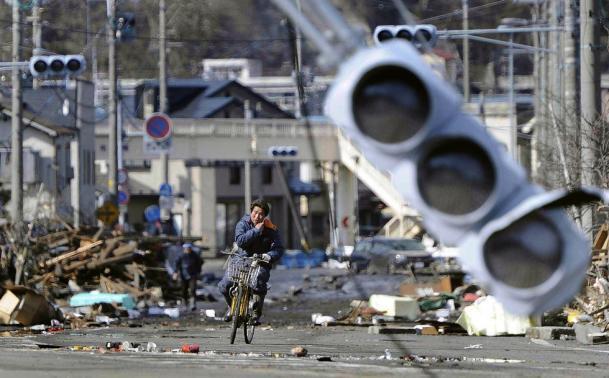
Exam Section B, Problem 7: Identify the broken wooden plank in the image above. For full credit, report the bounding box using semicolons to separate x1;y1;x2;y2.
92;227;104;243
85;252;133;270
44;240;103;267
111;242;137;257
593;224;609;251
98;238;122;262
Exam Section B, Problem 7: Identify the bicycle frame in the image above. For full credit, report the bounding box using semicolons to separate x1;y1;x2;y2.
229;272;252;319
226;254;264;344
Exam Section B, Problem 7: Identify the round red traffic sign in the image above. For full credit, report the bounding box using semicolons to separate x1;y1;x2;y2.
144;113;172;141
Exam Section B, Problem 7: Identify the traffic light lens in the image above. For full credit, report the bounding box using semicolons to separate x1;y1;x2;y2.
417;139;495;215
377;30;393;42
33;60;47;73
50;59;64;72
414;29;432;43
353;65;430;144
395;29;413;41
66;58;81;72
484;211;563;288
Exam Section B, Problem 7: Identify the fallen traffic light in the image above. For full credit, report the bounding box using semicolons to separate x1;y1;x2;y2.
324;39;591;315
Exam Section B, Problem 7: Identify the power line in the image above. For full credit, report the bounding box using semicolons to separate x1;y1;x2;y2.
0;18;294;45
420;0;509;23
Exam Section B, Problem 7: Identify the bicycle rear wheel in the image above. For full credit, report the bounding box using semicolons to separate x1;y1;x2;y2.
229;287;243;344
243;295;256;344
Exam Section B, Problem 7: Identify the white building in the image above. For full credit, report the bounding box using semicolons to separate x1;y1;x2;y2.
0;81;96;224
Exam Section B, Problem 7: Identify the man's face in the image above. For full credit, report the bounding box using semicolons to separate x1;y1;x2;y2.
250;206;266;225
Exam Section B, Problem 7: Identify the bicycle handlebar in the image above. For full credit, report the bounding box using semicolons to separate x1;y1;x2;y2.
222;251;267;263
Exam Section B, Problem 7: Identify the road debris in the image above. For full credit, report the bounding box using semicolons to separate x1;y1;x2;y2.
291;346;307;357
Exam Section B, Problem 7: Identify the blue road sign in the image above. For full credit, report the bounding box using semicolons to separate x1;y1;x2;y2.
144;205;161;223
159;183;172;197
118;190;129;205
145;113;172;141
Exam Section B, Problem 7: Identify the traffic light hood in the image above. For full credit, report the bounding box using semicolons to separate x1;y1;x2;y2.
459;187;604;314
324;40;460;168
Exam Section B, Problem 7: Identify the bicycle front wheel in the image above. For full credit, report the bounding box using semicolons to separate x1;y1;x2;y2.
229;286;243;344
244;295;256;344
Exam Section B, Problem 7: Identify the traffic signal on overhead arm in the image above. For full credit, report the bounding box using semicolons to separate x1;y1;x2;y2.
373;24;437;49
29;55;86;78
323;39;594;315
115;12;136;41
268;146;298;157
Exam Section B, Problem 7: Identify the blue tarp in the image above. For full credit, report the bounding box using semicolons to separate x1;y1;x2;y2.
69;292;136;309
278;249;327;269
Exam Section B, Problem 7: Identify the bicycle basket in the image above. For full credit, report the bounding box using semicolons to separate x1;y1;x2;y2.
226;256;250;282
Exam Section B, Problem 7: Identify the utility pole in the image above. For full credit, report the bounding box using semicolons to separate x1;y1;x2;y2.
244;100;252;212
508;31;516;161
72;80;84;228
563;0;578;186
544;0;561;187
159;0;169;186
462;0;470;102
107;0;118;201
294;0;303;118
580;0;600;234
11;0;23;225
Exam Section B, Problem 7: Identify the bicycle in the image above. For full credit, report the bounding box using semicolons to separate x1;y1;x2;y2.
224;253;266;344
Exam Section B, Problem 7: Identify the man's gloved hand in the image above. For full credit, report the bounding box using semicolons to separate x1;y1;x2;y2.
261;253;272;263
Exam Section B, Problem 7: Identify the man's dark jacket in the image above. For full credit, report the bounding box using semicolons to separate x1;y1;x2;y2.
234;214;284;263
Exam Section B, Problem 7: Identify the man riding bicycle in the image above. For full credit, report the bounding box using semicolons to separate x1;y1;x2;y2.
218;199;284;325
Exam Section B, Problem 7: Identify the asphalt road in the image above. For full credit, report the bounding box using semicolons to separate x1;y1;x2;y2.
1;323;608;377
1;265;608;377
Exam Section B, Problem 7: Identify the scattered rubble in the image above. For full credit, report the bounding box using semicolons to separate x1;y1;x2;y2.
291;346;308;357
1;220;201;328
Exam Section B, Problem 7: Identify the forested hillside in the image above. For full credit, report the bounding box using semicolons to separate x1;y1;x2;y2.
0;0;604;82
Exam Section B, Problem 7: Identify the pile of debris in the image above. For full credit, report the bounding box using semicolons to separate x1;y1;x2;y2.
0;219;197;328
311;225;609;344
565;224;609;331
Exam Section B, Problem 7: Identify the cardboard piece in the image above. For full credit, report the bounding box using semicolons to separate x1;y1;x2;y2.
0;286;56;326
0;290;20;324
414;324;439;336
399;276;452;297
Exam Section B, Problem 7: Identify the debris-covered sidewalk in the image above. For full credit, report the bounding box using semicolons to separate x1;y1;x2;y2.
0;219;205;329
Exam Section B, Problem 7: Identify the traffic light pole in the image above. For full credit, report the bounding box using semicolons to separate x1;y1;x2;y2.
107;0;118;203
11;0;23;225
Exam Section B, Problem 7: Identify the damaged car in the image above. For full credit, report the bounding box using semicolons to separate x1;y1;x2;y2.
349;237;434;274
